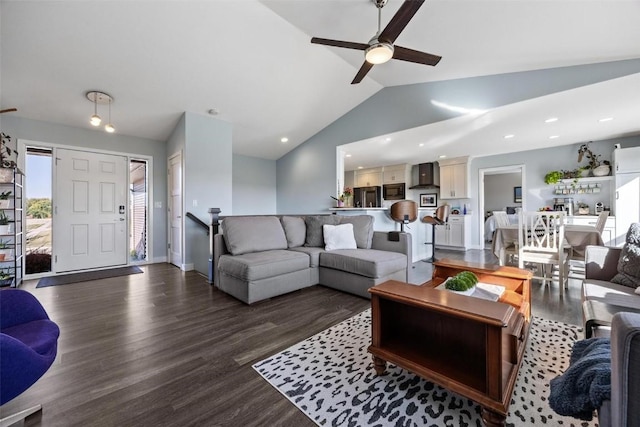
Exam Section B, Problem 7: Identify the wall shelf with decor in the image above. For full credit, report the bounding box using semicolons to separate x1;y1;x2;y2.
552;176;613;195
0;168;24;287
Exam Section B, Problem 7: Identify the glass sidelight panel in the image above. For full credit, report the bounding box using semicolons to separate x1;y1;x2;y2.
25;147;52;274
129;159;148;262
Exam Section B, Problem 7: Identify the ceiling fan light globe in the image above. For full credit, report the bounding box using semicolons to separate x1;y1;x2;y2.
365;43;394;64
90;114;102;126
105;123;115;133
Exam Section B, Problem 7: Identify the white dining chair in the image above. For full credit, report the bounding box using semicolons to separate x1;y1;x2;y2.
518;211;571;296
567;210;610;278
595;211;610;235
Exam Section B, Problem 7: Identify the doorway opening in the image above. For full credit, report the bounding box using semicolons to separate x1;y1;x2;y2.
130;159;148;262
25;147;53;274
478;165;525;248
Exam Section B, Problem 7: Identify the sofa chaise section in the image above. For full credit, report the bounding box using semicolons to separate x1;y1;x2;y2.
217;249;312;305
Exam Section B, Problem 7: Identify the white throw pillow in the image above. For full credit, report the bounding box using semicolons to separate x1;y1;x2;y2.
635;286;640;295
323;223;357;251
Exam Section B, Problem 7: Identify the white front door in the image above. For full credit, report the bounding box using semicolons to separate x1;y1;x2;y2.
54;149;128;272
168;153;183;268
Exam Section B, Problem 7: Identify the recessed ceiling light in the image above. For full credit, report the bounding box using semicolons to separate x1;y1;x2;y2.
280;137;289;143
385;137;391;142
599;117;613;122
545;117;558;123
439;155;447;159
345;154;352;158
549;135;560;139
419;143;424;147
504;134;515;139
357;166;363;169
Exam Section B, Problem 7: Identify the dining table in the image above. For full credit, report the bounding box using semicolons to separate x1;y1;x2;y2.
492;224;604;265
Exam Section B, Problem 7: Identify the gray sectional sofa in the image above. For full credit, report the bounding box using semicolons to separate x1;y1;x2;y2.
213;214;411;304
581;244;640;427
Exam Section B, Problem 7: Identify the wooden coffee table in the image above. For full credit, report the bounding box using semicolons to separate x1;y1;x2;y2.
368;259;532;427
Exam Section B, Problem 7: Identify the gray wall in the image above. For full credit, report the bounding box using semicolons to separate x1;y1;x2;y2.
276;59;640;214
182;112;232;274
484;173;522;213
1;115;168;261
233;154;277;215
469;136;640;247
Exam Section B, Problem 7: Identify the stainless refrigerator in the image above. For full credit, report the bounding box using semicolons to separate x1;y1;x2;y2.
353;186;382;208
614;146;640;246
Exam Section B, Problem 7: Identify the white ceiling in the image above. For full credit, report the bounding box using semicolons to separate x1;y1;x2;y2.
2;0;640;166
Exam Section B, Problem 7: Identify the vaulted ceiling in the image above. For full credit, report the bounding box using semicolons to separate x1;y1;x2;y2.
2;1;639;167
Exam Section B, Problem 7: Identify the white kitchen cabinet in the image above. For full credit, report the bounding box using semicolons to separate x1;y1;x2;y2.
614;146;640;174
355;167;382;187
382;164;409;184
434;215;470;249
438;158;469;199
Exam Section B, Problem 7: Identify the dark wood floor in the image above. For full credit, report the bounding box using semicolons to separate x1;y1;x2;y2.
3;249;585;427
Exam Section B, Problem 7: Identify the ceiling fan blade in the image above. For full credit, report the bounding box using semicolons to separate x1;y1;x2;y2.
378;0;425;44
351;62;374;84
311;37;369;51
0;108;17;114
393;45;441;66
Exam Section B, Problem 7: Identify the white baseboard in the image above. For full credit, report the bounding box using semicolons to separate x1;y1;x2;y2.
153;256;167;263
182;263;194;271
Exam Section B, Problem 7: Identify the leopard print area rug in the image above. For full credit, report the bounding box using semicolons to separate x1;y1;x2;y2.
253;309;598;427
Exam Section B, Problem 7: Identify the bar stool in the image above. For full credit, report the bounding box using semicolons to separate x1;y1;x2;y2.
390;200;418;232
422;205;450;262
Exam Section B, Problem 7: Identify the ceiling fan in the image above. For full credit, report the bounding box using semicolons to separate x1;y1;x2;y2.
311;0;441;84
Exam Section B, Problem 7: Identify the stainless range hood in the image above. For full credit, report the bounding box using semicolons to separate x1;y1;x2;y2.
409;163;440;189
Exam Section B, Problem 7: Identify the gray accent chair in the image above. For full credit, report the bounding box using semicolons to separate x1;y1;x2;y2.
599;312;640;427
583;246;640;337
581;245;640;426
213;215;411;304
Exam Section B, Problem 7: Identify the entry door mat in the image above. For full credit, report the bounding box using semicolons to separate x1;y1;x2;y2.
253;309;597;427
36;266;143;288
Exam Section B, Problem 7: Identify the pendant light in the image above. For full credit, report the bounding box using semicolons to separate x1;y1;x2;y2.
104;97;115;133
89;93;101;126
86;91;115;133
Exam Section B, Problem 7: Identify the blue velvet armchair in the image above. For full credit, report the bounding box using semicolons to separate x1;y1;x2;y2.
0;289;60;425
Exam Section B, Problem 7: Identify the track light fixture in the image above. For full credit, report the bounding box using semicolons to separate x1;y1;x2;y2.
86;91;115;133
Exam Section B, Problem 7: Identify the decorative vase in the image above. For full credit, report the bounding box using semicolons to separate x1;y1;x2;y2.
580;169;590;178
345;196;352;208
592;165;610;177
337;200;344;208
